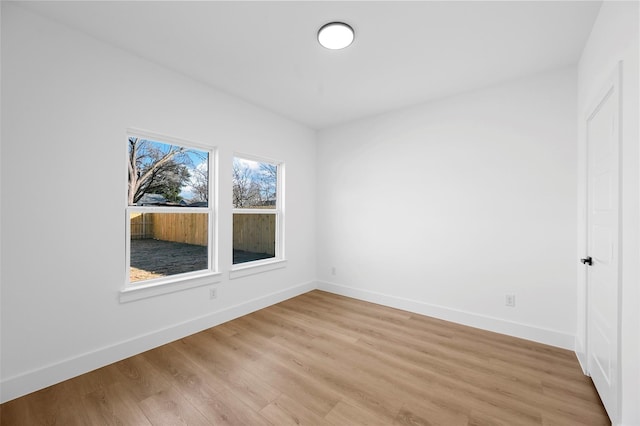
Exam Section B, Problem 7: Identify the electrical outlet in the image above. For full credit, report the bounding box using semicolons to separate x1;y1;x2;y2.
209;288;217;299
505;294;516;307
331;266;336;276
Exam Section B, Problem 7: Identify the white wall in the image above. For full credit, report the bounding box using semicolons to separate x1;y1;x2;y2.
2;1;636;416
317;68;578;349
0;4;316;402
576;2;639;425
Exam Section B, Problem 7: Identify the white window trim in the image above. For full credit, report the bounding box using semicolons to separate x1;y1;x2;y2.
229;259;287;280
119;271;222;303
121;129;218;302
231;153;285;276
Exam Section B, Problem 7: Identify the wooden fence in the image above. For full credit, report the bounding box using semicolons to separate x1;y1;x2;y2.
130;212;208;246
233;213;275;255
130;212;275;255
130;212;153;240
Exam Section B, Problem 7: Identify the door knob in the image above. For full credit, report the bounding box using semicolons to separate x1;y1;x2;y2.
580;256;593;266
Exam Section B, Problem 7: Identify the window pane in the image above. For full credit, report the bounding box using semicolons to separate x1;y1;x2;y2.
233;213;276;264
130;212;208;282
232;157;277;209
128;137;209;207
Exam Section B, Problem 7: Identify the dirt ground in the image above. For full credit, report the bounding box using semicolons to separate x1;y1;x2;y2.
129;239;208;282
129;239;274;282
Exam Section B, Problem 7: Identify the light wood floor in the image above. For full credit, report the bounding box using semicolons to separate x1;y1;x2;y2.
0;290;609;425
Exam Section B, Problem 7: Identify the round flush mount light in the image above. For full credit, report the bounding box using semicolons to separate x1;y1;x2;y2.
318;22;355;50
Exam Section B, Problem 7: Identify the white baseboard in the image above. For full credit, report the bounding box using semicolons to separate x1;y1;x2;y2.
317;281;575;350
0;281;316;403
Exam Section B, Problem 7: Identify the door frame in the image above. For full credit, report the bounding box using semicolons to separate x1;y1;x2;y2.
582;61;623;423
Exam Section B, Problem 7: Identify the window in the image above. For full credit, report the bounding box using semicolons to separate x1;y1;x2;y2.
124;130;217;300
232;155;284;269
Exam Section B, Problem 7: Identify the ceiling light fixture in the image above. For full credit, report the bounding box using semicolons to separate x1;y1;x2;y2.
318;22;354;50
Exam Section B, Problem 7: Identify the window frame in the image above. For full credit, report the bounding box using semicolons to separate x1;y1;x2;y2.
121;129;220;303
230;153;285;278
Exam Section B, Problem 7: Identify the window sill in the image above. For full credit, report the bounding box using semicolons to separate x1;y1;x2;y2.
120;271;222;303
229;258;287;280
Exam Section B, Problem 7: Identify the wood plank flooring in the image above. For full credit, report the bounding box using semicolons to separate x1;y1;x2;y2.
0;290;609;425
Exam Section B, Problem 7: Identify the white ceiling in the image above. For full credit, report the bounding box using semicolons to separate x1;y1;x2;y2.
18;1;602;129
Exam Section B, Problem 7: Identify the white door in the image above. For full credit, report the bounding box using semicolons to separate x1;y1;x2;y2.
585;62;621;422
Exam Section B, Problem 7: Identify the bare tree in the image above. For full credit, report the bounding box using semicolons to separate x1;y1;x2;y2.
189;162;209;203
258;163;277;204
128;137;192;205
232;160;262;208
